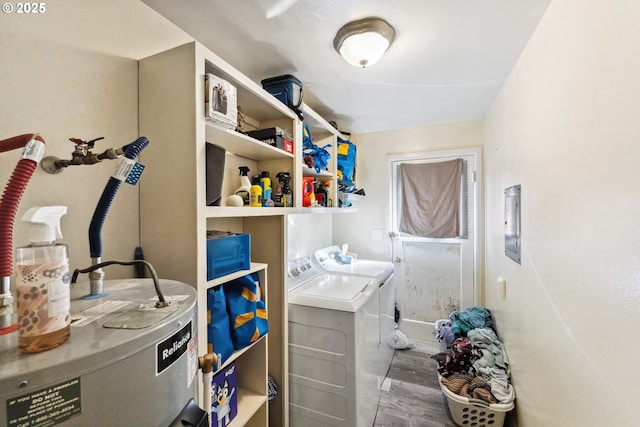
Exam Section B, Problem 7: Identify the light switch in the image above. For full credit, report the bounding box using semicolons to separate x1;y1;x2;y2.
371;229;383;241
497;276;506;298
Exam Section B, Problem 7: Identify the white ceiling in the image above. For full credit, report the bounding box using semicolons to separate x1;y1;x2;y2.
142;0;551;134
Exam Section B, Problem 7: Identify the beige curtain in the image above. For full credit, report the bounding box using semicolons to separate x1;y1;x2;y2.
399;158;463;238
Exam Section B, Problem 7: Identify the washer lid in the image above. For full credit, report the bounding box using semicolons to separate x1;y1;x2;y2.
288;274;375;312
312;246;393;281
322;260;393;279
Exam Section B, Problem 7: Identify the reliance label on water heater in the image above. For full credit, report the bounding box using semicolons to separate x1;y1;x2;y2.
156;320;192;375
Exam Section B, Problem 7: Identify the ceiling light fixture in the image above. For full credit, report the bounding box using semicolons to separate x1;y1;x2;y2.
333;17;396;68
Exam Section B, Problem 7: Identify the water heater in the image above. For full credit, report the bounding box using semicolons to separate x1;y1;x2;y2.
0;278;200;426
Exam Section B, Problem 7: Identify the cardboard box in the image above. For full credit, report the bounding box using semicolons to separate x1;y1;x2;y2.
211;362;237;427
205;74;237;130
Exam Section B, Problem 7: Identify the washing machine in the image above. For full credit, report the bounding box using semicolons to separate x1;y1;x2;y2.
311;246;395;382
287;257;379;427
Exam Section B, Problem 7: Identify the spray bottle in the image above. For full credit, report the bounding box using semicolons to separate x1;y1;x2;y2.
322;180;332;207
260;171;272;207
250;175;262;207
15;206;70;353
234;166;251;205
275;172;292;207
315;181;327;207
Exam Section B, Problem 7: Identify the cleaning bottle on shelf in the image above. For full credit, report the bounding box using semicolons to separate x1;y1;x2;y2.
322;180;332;207
275;172;292;207
234;166;251;205
315;181;327;207
15;205;70;353
302;176;315;207
260;171;272;207
250;175;262;207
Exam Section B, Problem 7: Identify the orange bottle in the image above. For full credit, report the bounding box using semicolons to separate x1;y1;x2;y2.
302;177;315;207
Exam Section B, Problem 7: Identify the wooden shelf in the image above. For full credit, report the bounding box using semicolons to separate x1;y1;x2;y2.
302;104;347;139
302;164;334;179
206;123;294;161
229;390;268;427
207;263;268;288
205;206;294;218
298;206;357;214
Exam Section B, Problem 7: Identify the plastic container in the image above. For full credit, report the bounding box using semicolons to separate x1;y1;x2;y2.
261;75;303;110
260;171;272;207
15;206;70;353
206;233;251;280
261;74;303;120
250;175;262;207
302;177;314;207
274;172;292;207
234;166;251;206
439;375;514;427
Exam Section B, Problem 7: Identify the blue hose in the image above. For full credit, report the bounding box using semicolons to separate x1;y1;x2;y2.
89;137;149;258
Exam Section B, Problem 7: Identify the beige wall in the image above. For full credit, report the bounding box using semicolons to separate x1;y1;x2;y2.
484;0;640;425
334;119;484;262
0;2;189;283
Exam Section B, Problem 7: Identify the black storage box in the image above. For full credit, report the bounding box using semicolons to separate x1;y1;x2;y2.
246;127;294;154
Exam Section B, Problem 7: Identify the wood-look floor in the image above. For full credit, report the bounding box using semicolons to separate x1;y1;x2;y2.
374;337;458;427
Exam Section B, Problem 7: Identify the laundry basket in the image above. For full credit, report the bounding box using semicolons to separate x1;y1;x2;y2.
439;375;514;427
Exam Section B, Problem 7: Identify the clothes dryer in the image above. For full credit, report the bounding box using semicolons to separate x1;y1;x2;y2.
312;246;396;382
287;257;379;427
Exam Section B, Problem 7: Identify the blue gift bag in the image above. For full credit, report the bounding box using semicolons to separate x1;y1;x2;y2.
223;274;268;349
337;138;356;186
256;288;268;340
207;286;234;364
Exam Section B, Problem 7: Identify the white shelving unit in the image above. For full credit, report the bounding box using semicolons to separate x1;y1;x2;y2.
138;41;355;427
139;41;294;427
207;263;268;427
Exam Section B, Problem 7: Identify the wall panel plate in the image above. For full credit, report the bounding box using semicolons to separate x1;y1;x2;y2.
504;185;521;264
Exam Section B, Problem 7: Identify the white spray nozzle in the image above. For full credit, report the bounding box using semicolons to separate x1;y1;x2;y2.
21;206;67;244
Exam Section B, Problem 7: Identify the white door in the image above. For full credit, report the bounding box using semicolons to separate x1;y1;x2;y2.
389;148;482;340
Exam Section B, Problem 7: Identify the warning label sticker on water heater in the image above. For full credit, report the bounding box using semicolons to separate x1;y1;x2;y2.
6;377;81;426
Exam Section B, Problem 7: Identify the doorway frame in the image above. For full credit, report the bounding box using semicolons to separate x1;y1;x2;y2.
387;147;484;333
